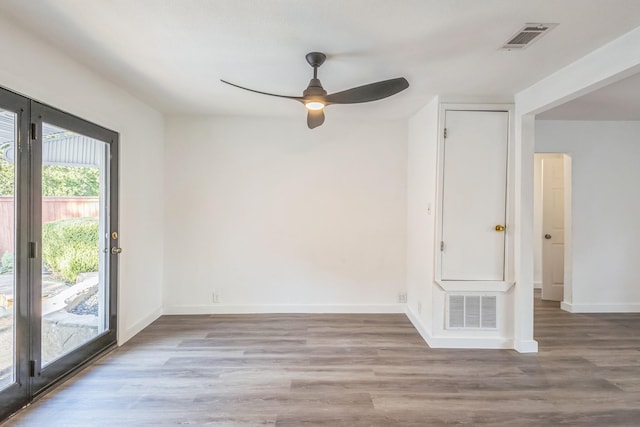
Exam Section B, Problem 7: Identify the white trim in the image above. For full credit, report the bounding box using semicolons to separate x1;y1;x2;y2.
118;307;162;345
405;305;434;347
163;304;405;315
426;336;513;350
562;154;573;306
405;305;512;350
533;281;542;289
561;302;640;313
438;103;515;112
436;280;515;292
514;339;538;353
512;114;537;360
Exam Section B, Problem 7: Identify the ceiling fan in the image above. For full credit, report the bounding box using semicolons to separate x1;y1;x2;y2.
221;52;409;129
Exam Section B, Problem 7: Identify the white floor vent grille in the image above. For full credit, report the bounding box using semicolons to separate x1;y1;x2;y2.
447;294;497;330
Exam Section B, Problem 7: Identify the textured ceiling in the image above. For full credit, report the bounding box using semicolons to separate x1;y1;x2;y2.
1;0;640;120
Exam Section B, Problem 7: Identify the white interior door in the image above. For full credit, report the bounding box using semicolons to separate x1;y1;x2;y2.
541;156;565;301
440;110;509;281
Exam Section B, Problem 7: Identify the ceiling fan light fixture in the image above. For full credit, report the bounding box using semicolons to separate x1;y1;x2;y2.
220;52;409;129
305;101;325;111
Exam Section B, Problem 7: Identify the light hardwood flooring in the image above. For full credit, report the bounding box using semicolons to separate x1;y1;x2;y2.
3;294;640;426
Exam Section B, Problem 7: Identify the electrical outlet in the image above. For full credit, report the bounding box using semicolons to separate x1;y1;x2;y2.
212;292;219;304
398;292;407;303
418;302;422;314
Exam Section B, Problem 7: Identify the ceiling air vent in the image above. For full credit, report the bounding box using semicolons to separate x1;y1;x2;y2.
502;23;558;50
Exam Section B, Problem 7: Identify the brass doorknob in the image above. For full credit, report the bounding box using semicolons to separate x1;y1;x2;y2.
545;234;552;240
495;225;506;232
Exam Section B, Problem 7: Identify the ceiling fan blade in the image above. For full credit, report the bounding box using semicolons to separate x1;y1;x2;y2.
324;77;409;104
221;80;303;101
307;109;325;129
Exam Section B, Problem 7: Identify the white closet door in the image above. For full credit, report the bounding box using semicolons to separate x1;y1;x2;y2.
541;156;565;301
441;110;509;281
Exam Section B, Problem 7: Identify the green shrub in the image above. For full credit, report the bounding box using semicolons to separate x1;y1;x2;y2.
0;251;13;274
42;217;99;283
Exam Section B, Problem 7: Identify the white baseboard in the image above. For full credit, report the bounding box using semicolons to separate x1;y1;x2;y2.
426;336;514;349
534;281;542;289
405;305;433;347
514;339;539;353
118;306;163;345
561;301;640;313
163;304;405;315
405;305;514;350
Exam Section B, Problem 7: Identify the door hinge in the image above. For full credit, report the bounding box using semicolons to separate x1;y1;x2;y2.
440;241;445;251
30;123;37;140
443;128;447;139
29;360;35;377
28;241;37;259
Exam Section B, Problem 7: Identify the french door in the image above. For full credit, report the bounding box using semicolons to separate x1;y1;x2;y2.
0;87;118;420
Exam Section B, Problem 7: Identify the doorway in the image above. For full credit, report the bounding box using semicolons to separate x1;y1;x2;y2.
533;153;571;303
0;87;119;420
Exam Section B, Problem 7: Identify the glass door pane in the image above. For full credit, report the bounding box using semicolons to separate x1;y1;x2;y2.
40;122;110;366
0;109;16;389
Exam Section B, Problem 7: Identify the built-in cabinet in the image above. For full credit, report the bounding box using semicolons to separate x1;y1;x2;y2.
434;104;514;339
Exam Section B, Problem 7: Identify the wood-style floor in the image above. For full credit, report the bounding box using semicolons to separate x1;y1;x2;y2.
3;294;640;426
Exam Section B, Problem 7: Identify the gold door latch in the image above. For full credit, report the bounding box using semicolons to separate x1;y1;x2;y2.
495;225;506;232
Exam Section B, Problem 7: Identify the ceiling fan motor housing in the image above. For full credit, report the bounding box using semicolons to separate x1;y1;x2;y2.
303;78;327;99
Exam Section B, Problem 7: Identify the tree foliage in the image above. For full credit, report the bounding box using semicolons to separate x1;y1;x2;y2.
42;165;99;197
0;145;13;196
0;144;99;197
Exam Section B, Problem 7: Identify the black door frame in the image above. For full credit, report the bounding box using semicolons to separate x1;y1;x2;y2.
0;87;119;420
0;85;31;421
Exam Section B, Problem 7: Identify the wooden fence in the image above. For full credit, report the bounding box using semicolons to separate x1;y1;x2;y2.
0;197;99;256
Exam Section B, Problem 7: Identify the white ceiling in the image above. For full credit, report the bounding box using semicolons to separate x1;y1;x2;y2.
2;0;640;120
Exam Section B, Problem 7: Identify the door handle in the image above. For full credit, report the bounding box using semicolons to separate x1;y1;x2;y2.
111;247;123;255
495;225;506;232
544;234;552;240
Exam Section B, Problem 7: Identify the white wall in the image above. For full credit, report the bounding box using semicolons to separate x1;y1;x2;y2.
536;120;640;311
0;15;165;343
405;98;439;337
164;116;407;313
